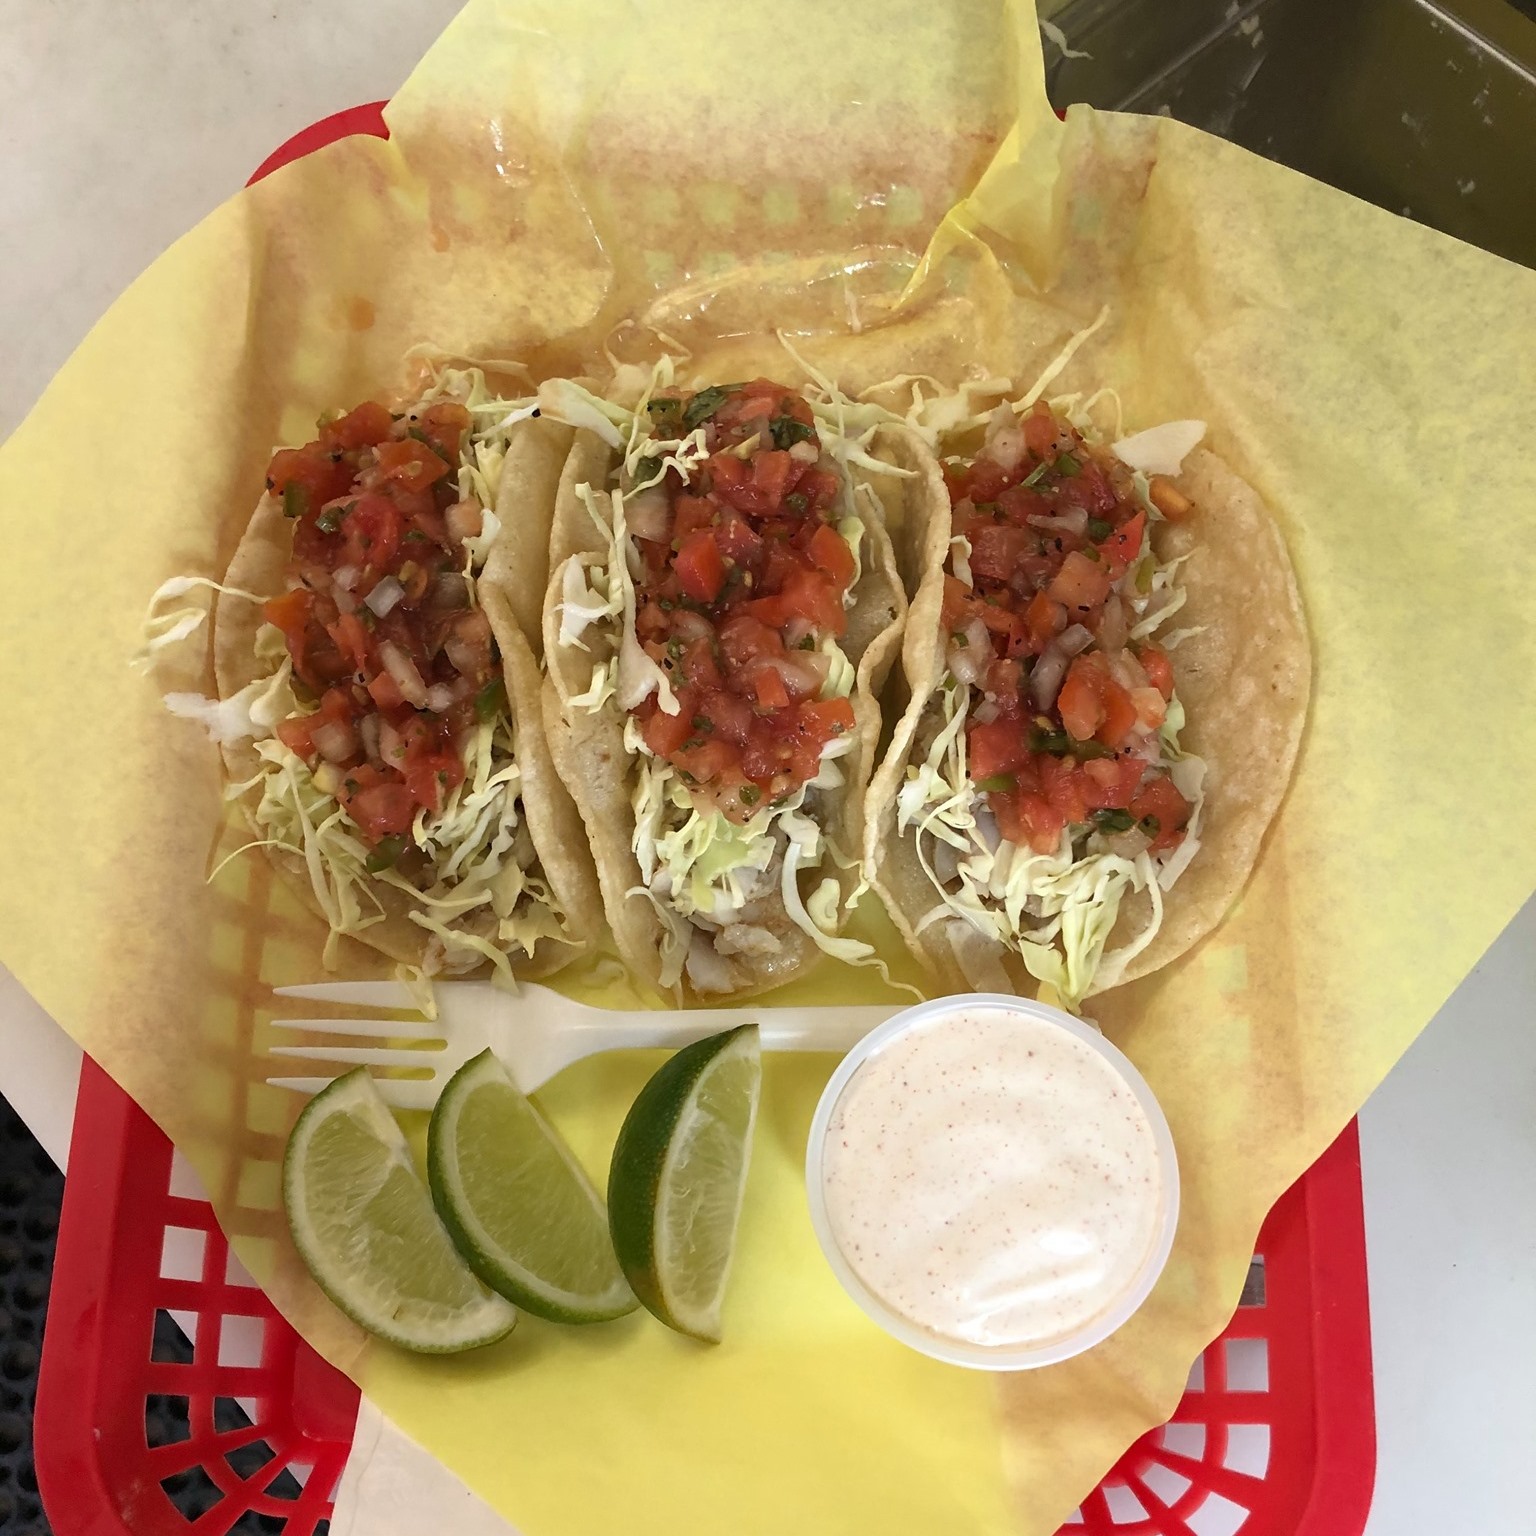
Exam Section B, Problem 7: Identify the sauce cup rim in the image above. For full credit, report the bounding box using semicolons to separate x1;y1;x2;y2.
804;991;1180;1371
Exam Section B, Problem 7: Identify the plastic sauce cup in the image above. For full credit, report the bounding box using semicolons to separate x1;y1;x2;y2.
805;993;1180;1371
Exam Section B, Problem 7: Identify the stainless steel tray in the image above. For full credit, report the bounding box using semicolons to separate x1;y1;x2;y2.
1042;0;1536;267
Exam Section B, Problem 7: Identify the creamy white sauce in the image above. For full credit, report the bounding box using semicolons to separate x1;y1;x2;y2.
821;1007;1163;1349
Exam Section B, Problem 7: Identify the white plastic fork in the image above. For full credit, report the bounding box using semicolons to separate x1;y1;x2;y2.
265;979;905;1108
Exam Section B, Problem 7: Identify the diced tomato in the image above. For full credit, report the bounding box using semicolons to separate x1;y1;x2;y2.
1048;549;1113;613
419;401;472;462
319;401;393;452
374;437;450;493
1139;643;1174;700
674;530;727;603
752;449;795;507
1099;510;1145;577
1039;754;1089;825
794;468;842;513
1130;774;1192;853
264;587;313;652
968;718;1032;781
346;781;417;842
1130;686;1167;733
401;744;462;815
754;668;791;709
795;696;855;744
695;687;756;745
1058;654;1106;742
993;788;1065;855
975;601;1024;644
808;523;856;588
328;611;373;673
679;638;725;690
672;492;717;542
1081;755;1146;810
1021;400;1060;458
996;484;1050;525
968;524;1034;583
1023;590;1068;650
1098;677;1139;749
366;671;406;710
266;445;350;508
714;513;764;570
964;456;1013;504
340;494;403;578
643;703;692;757
718;615;782;669
675;737;735;784
942;574;979;630
275;715;317;759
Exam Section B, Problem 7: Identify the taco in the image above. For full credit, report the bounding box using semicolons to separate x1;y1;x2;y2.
200;363;602;981
538;368;915;999
864;388;1309;1009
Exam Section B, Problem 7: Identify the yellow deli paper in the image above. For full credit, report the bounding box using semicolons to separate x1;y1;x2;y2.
2;1;1535;1532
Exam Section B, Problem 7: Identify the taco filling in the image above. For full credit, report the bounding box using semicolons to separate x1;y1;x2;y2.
550;372;895;994
157;369;577;979
895;397;1208;1006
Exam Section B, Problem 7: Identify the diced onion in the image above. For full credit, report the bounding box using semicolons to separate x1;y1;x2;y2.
332;565;360;592
670;609;716;643
425;684;454;713
332;585;358;616
365;575;404;617
1097;593;1128;653
1029;626;1092;710
312;718;356;765
789;440;820;464
445;498;483;546
379;719;404;765
380;641;428;707
948;642;985;687
972;697;1000;725
758;650;830;699
984;405;1027;473
443;609;493;681
313;762;346;798
358;713;381;763
625;485;671;542
1027;507;1089;536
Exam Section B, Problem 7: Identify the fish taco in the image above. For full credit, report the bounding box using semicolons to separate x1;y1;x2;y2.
864;376;1309;1009
538;367;919;999
159;362;603;981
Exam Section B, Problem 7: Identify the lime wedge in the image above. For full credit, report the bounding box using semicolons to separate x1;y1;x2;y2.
607;1024;762;1342
427;1049;636;1324
283;1069;517;1353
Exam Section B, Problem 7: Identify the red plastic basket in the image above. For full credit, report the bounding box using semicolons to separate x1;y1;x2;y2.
35;101;1377;1535
38;1057;1373;1536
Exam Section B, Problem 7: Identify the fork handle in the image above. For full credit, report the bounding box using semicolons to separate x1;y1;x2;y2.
559;1003;904;1058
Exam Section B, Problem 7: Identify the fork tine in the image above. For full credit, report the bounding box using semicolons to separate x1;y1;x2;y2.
266;1075;440;1112
268;1015;443;1042
273;980;419;1007
267;1043;445;1071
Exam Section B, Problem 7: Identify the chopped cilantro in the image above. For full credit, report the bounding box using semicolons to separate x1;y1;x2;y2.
474;678;507;723
769;415;817;450
1091;808;1136;834
282;483;309;520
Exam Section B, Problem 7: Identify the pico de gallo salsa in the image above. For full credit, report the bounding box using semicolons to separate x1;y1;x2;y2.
940;399;1193;859
261;397;504;859
628;379;859;819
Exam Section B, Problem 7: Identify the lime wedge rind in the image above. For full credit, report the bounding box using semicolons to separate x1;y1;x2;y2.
607;1024;762;1343
428;1049;637;1325
283;1068;517;1355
